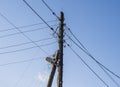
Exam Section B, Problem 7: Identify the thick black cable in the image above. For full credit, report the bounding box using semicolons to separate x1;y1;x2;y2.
66;31;120;80
66;43;109;87
41;0;60;20
0;25;57;39
0;20;57;32
23;0;55;32
0;12;48;55
0;37;53;50
0;41;57;55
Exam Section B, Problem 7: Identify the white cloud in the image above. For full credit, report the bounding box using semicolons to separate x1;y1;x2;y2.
37;72;49;82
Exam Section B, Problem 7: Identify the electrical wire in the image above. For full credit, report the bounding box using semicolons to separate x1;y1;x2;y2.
23;0;55;32
0;20;57;32
99;64;120;87
66;28;120;78
41;0;60;20
65;26;89;53
66;34;87;55
40;0;63;39
66;28;120;85
66;43;109;87
0;25;57;39
23;0;61;41
66;33;120;78
0;37;54;50
0;57;42;67
99;62;120;79
0;12;48;55
0;41;57;55
13;56;35;87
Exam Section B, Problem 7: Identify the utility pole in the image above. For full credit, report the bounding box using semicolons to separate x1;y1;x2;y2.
46;50;59;87
46;11;64;87
57;11;64;87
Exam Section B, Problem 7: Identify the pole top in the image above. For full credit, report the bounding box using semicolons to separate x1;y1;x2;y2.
60;11;64;15
60;11;64;21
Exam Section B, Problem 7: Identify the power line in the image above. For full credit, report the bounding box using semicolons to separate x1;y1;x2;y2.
66;43;109;87
71;34;120;79
0;57;42;67
23;0;55;32
0;41;57;55
66;34;87;56
0;25;57;39
23;0;59;39
99;64;120;87
66;33;120;78
66;29;120;82
0;12;48;55
66;28;120;78
0;37;54;50
99;62;120;79
41;0;59;20
65;26;89;53
13;56;36;87
0;20;57;32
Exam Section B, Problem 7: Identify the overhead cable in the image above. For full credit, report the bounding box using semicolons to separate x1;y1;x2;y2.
100;64;120;87
23;0;55;32
66;43;109;87
0;37;54;50
0;12;48;55
66;28;120;80
0;20;57;32
13;57;35;87
0;57;42;67
0;41;57;55
66;26;89;52
0;25;57;39
41;0;59;20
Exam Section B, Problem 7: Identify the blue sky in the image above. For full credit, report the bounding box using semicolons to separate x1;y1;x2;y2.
0;0;120;87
